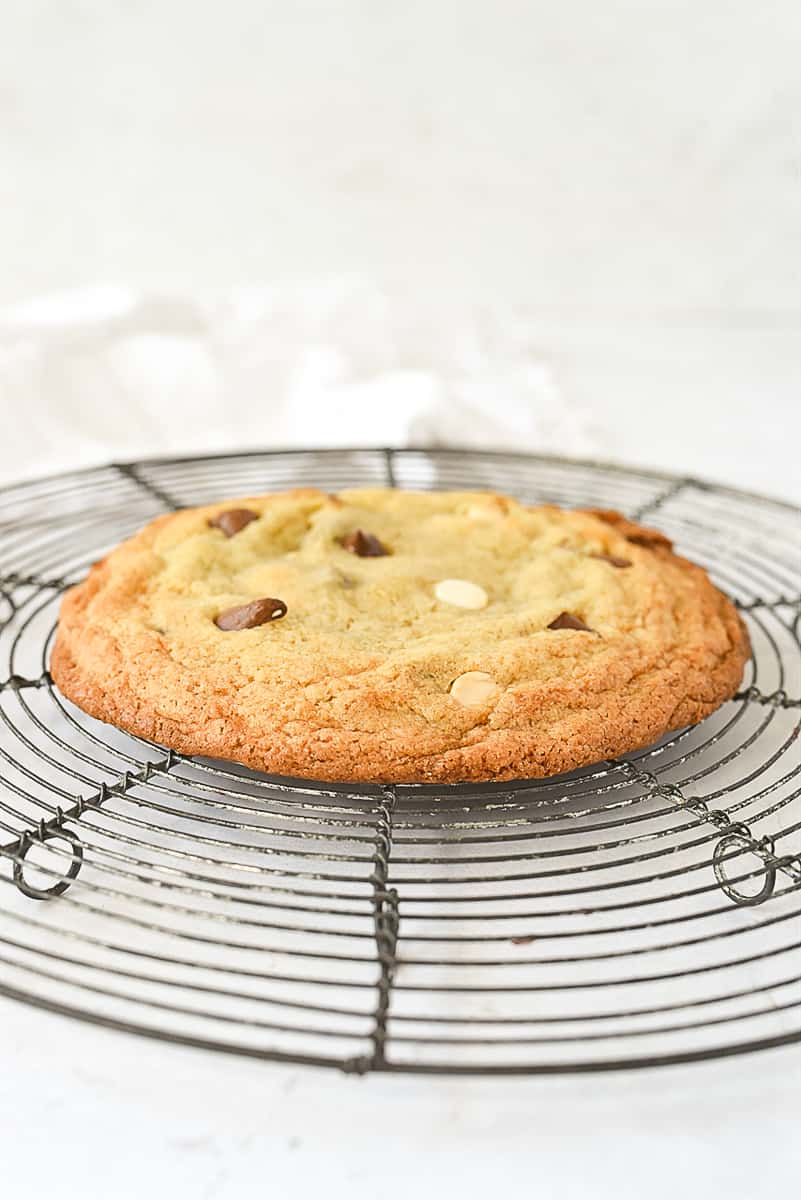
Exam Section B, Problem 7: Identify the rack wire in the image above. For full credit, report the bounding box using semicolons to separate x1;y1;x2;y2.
0;447;799;1074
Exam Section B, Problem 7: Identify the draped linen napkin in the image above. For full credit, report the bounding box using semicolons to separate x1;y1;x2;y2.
0;280;595;486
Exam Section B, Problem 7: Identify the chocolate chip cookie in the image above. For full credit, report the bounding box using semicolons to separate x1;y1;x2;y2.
50;489;750;783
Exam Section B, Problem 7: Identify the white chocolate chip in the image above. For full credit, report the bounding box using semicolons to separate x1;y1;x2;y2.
434;578;488;609
450;671;497;706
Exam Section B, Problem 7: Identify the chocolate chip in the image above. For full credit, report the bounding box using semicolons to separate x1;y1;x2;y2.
339;529;388;557
209;508;259;538
584;509;673;550
626;531;672;549
547;611;594;632
592;553;632;568
215;598;287;630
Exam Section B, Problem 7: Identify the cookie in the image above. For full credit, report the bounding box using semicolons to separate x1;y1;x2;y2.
50;488;750;783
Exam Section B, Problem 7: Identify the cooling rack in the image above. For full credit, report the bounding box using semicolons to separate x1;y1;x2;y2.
0;447;799;1074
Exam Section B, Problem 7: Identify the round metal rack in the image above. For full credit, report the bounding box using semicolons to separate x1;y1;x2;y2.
0;447;799;1074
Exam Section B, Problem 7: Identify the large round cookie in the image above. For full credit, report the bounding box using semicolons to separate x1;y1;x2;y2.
51;488;750;783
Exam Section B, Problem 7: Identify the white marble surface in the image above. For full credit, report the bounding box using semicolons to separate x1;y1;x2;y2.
1;2;800;1195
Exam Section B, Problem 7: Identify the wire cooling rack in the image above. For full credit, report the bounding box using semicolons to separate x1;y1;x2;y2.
0;448;799;1074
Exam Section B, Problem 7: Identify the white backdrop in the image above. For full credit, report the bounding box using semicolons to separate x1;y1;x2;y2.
1;0;799;313
1;1;800;499
1;3;800;1197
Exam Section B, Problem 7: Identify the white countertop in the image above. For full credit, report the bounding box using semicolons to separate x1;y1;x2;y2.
3;998;800;1199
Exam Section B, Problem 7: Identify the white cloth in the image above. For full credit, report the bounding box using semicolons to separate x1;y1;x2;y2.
3;282;799;503
0;281;593;486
